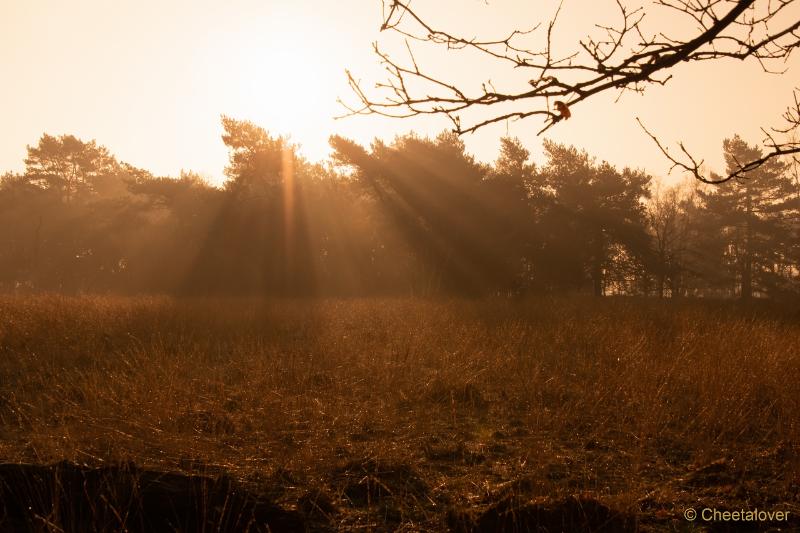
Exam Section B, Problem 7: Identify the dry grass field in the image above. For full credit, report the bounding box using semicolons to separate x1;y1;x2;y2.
0;295;799;531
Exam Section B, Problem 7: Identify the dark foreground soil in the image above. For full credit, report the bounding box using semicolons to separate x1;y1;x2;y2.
1;455;798;532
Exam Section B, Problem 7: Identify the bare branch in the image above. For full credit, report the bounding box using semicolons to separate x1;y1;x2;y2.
637;89;800;184
342;0;800;184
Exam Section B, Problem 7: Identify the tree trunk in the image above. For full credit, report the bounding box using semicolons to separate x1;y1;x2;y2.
656;249;666;298
592;230;604;297
741;188;753;300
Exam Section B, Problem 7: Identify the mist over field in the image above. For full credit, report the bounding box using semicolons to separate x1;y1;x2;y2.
2;0;800;531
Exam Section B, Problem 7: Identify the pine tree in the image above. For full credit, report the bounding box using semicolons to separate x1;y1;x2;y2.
698;135;795;299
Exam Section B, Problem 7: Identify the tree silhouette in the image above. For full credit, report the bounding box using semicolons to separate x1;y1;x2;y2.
2;122;799;298
697;135;797;298
646;181;697;297
331;132;536;294
24;134;123;202
534;141;651;295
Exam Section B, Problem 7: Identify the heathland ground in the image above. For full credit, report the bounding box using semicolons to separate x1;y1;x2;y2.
0;296;798;531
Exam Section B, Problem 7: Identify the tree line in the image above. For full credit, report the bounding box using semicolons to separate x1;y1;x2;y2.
1;117;798;299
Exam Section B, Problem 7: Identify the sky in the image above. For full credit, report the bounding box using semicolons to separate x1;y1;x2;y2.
1;0;798;186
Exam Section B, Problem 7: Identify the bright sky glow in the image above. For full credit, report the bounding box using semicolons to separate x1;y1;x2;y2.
2;0;798;185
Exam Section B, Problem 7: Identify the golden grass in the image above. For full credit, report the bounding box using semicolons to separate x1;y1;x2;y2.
0;295;798;530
